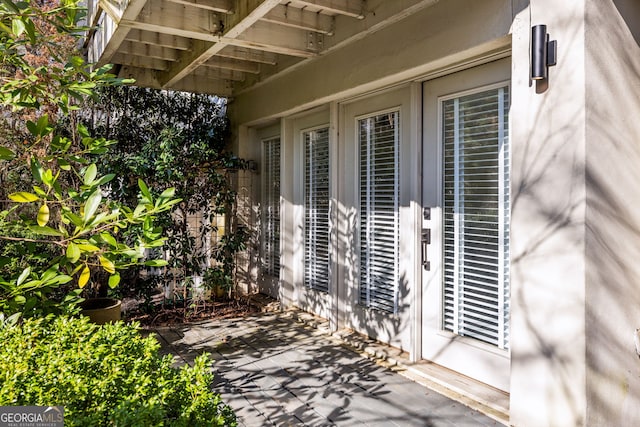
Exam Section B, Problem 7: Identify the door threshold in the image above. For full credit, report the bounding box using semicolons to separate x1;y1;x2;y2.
402;360;509;425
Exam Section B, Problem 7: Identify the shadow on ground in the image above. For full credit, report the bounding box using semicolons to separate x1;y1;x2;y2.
152;312;501;427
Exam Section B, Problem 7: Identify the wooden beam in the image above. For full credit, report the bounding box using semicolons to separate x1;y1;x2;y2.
156;0;303;88
290;0;365;19
192;66;245;82
112;53;171;70
216;46;277;65
169;75;233;96
232;21;318;57
261;4;335;35
164;0;233;13
201;57;261;74
95;0;149;66
125;29;192;50
119;40;181;61
118;65;161;88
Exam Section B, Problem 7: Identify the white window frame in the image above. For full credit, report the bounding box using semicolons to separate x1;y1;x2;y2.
303;125;331;293
262;136;281;277
357;108;401;314
439;81;510;350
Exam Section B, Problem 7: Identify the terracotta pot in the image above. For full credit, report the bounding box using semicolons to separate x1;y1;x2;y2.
80;298;122;324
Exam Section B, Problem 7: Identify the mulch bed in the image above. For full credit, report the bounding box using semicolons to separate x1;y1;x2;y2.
125;297;259;327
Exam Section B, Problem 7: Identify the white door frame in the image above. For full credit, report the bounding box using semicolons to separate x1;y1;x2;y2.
421;58;511;392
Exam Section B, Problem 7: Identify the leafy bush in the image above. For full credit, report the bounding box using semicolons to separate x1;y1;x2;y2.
0;316;236;426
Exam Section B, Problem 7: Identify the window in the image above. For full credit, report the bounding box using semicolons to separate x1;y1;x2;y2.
263;137;280;276
304;127;331;293
359;111;400;313
442;85;510;349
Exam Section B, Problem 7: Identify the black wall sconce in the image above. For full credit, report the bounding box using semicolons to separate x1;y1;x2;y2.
531;25;557;81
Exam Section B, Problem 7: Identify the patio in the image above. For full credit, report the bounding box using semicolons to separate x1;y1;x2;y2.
151;304;507;427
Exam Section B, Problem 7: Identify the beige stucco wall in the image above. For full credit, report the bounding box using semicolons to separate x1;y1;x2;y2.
584;0;640;425
509;1;589;425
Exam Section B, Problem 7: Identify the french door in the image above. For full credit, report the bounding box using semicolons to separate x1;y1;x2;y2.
421;58;511;391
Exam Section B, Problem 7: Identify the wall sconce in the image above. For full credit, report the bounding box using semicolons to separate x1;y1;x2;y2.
531;25;557;81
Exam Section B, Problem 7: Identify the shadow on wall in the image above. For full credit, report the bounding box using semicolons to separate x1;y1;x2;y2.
511;2;640;425
613;0;640;45
583;1;640;424
234;169;261;295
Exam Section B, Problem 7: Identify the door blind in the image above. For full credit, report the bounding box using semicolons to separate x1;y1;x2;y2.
304;127;330;293
359;112;400;313
263;137;281;277
443;86;510;349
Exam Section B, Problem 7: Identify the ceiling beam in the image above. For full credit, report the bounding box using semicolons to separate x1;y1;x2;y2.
201;57;261;74
125;29;192;50
119;40;181;61
231;21;318;57
112;53;171;70
261;4;335;35
192;66;246;82
163;0;233;13
291;0;365;19
95;0;149;66
216;46;277;65
169;75;233;96
156;0;306;88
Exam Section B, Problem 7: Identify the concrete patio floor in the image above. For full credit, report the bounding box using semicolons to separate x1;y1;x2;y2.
151;309;506;427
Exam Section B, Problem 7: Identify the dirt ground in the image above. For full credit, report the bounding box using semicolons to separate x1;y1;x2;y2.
124;296;259;326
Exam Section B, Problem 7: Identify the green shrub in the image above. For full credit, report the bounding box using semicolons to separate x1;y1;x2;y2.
0;316;236;426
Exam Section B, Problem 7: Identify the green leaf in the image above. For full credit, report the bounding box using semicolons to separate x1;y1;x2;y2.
30;158;43;183
76;244;100;252
83;190;101;222
108;272;120;289
26;120;37;136
11;18;25;37
159;187;175;199
37;204;49;227
2;0;20;14
93;173;115;187
28;226;63;237
99;256;115;274
16;267;30;286
78;265;90;288
0;146;14;160
83;164;97;186
138;179;152;202
66;242;80;263
36;114;49;136
8;192;38;203
57;158;71;171
100;232;117;247
144;259;168;267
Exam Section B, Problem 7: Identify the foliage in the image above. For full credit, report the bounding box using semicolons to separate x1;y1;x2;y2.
0;316;236;426
84;86;251;302
0;0;179;320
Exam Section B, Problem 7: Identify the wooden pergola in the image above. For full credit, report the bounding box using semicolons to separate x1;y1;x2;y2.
85;0;440;97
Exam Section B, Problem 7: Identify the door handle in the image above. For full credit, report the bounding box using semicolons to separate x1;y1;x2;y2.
422;229;431;271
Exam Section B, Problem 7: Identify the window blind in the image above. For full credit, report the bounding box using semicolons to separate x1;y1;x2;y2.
359;112;400;313
304;127;330;293
263;137;281;277
442;86;510;349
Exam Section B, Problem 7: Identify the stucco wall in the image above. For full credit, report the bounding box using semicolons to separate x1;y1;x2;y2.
584;1;640;425
509;1;588;426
